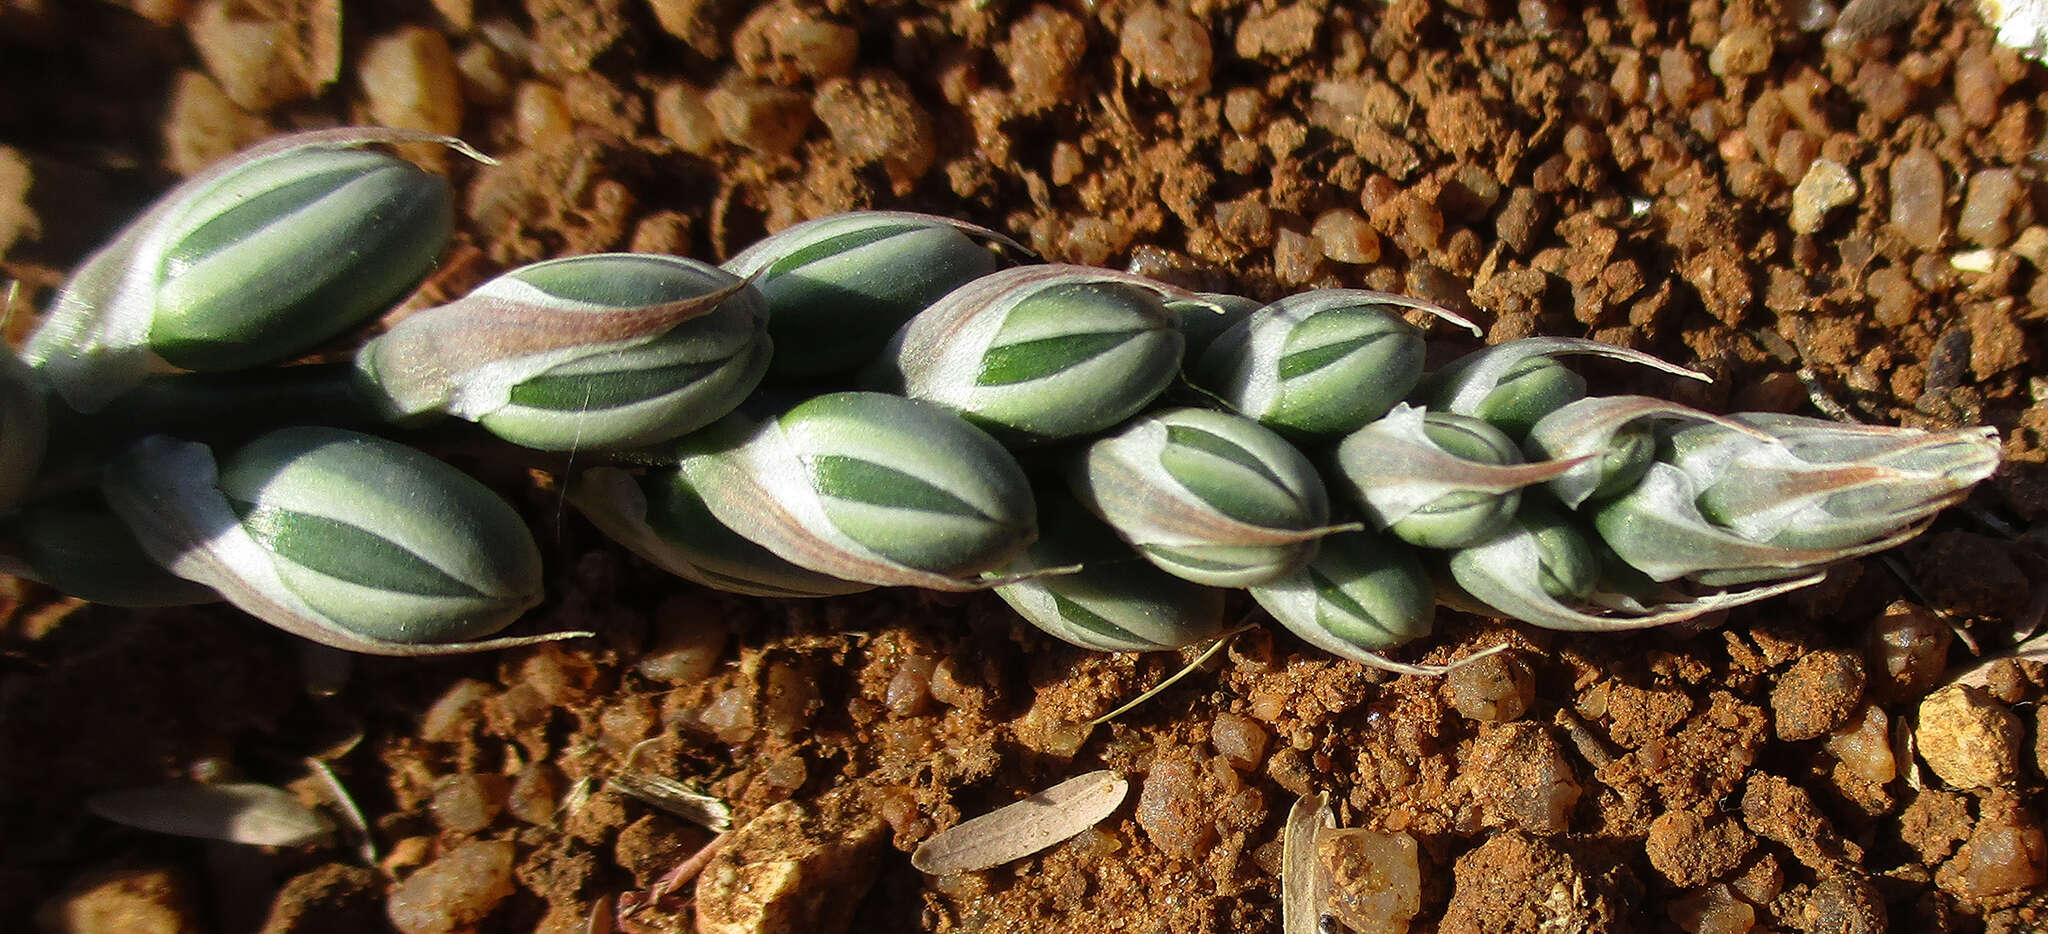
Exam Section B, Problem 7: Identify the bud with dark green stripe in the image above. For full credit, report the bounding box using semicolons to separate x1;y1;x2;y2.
1248;530;1436;673
1419;338;1707;440
355;254;770;451
1069;407;1338;587
1334;405;1586;549
101;428;571;655
4;492;219;607
992;485;1226;652
885;265;1186;445
1191;290;1477;438
722;212;1022;381
568;465;871;599
674;392;1037;590
25;128;475;412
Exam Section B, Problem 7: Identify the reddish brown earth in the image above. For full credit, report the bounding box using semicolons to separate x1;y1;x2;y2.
3;1;2047;932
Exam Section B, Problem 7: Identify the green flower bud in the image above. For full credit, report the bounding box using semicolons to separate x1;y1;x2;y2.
992;486;1226;652
1420;338;1705;440
1335;405;1584;549
886;265;1185;445
1191;290;1475;438
676;392;1037;589
1171;292;1261;357
0;341;44;513
356;254;770;451
1248;531;1436;673
102;428;576;655
722;211;1021;380
1069;407;1337;587
5;492;218;606
568;466;871;598
26;128;473;410
1524;396;1752;507
1592;414;2002;587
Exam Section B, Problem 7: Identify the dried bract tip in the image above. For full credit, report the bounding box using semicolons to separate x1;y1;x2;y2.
1251;530;1436;673
356;253;770;451
1524;396;1768;507
886;264;1187;445
993;487;1226;652
102;429;577;655
1192;289;1474;438
568;466;871;598
1335;405;1586;549
676;392;1037;590
722;211;1022;380
1420;337;1707;439
1070;407;1338;587
26;128;473;410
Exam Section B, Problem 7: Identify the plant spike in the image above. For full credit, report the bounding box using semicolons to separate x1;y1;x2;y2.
1418;337;1709;439
1334;404;1587;549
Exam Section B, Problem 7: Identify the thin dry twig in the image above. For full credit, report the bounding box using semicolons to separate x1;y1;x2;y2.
1089;623;1254;728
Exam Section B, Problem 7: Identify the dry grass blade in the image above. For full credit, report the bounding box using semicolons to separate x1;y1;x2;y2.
1089;624;1253;727
911;770;1128;875
607;771;733;832
88;782;334;846
306;757;377;865
1281;792;1333;934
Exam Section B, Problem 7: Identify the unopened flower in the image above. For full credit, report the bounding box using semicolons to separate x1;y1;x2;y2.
26;128;471;410
1593;414;2001;585
355;253;770;451
884;265;1186;445
1248;531;1438;674
1419;337;1706;439
675;392;1036;590
722;211;1023;380
3;492;218;607
568;465;871;599
1191;290;1477;437
1523;396;1761;507
0;341;44;512
992;487;1226;652
1334;404;1584;549
1070;407;1338;587
101;428;579;654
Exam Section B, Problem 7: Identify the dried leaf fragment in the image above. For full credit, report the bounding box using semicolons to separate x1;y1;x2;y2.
607;771;733;832
88;782;334;846
911;770;1128;874
1281;792;1334;934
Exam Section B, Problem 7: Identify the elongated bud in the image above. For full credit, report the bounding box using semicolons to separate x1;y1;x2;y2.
1592;415;2001;586
992;486;1226;652
4;492;219;606
1192;290;1476;437
568;465;871;598
1334;404;1585;549
885;265;1186;445
675;392;1037;589
101;428;580;655
1446;498;1825;631
1070;407;1338;587
1419;338;1707;439
26;128;475;410
722;211;1022;380
355;254;770;450
1523;396;1764;507
0;341;44;512
1248;531;1438;675
1171;292;1260;357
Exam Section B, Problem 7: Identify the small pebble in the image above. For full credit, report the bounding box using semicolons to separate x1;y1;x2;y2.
506;763;563;825
811;71;936;193
1788;158;1856;234
704;83;813;156
1119;5;1212;96
454;41;513;107
1824;705;1895;784
1668;883;1757;934
1443;651;1535;722
1134;749;1214;859
1916;685;2022;788
1771;649;1865;741
385;841;516;934
188;0;332;110
360;26;462;140
1941;812;2048;898
761;659;819;737
2010;226;2048;268
652;82;720;157
1952;44;2012;127
419;679;492;744
1888;147;1947;251
1465;723;1580;833
697;686;757;743
512;82;575;152
1311;208;1381;264
636;598;728;683
1645;811;1755;887
735;2;858;84
1708;26;1773;77
1865;601;1951;699
1319;829;1422;934
429;773;509;835
1210;711;1270;771
35;866;200;934
162;70;270;177
1004;6;1087;114
1272;228;1324;285
1957;169;2024;247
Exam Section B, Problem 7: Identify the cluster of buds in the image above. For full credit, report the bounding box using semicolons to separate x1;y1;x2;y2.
0;129;2005;671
